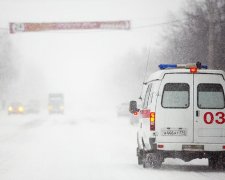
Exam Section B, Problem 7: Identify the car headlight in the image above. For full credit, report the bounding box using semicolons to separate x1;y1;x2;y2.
60;106;64;110
8;106;13;112
18;106;24;112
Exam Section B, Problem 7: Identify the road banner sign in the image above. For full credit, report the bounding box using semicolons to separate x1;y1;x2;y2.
9;21;131;33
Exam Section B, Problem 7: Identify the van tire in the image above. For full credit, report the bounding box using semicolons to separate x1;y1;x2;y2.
142;152;152;168
142;152;163;169
208;158;216;169
223;156;225;170
143;155;150;168
209;155;224;170
216;154;224;170
151;153;163;169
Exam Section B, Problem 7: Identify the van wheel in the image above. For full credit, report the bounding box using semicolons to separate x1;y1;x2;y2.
209;155;223;170
216;154;224;170
143;154;151;168
143;157;151;168
208;158;216;170
143;152;163;169
151;153;163;169
222;155;225;170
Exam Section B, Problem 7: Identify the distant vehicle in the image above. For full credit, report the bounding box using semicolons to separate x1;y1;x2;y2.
25;100;40;114
117;102;129;116
130;62;225;169
8;102;25;115
48;93;64;114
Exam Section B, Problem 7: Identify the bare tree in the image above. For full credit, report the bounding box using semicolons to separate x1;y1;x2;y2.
159;0;225;70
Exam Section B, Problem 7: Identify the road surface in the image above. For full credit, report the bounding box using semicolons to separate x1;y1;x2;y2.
0;113;224;180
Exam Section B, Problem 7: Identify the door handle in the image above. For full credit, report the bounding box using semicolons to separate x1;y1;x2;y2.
196;110;199;117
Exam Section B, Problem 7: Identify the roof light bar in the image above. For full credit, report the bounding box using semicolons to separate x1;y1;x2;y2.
159;63;208;70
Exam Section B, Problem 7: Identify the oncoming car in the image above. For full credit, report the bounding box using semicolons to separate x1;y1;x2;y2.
8;102;25;115
130;62;225;169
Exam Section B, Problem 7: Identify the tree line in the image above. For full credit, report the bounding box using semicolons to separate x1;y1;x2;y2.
159;0;225;70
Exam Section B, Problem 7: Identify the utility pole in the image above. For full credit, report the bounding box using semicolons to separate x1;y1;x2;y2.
208;0;217;69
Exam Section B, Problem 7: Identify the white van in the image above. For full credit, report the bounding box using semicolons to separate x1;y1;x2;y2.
129;62;225;169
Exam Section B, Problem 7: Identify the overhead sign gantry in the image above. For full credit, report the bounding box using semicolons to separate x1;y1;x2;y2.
9;20;131;34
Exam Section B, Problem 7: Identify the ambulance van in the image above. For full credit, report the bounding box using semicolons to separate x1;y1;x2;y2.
129;62;225;169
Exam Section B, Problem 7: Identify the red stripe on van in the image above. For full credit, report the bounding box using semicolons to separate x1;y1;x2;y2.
140;109;150;118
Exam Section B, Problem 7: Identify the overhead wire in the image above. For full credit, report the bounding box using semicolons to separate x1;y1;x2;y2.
132;18;186;30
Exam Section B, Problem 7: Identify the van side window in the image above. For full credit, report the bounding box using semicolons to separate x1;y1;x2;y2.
162;83;189;108
143;84;152;109
197;83;225;109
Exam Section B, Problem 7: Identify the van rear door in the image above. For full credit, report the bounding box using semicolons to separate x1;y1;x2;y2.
194;74;225;143
156;74;194;143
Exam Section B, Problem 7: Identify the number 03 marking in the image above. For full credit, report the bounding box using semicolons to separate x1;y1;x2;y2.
203;112;225;124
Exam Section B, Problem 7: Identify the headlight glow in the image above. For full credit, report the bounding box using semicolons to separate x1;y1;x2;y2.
18;106;24;112
8;106;13;112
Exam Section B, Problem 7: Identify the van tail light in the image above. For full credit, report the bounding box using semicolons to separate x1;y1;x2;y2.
158;144;164;149
150;112;155;131
223;145;225;149
190;67;197;73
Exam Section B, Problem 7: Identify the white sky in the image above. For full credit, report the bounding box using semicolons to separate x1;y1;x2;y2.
0;0;185;112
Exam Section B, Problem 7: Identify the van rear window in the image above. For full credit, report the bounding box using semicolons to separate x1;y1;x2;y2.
197;84;225;109
162;83;189;108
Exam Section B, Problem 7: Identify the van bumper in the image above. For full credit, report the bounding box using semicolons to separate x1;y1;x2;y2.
156;142;225;152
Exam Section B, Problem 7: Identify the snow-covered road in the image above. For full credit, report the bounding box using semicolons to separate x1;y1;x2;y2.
0;113;224;180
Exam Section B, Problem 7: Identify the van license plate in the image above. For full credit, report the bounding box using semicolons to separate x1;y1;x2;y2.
161;129;186;136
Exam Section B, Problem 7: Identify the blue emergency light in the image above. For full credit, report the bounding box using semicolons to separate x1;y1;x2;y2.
159;64;177;70
201;65;208;69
